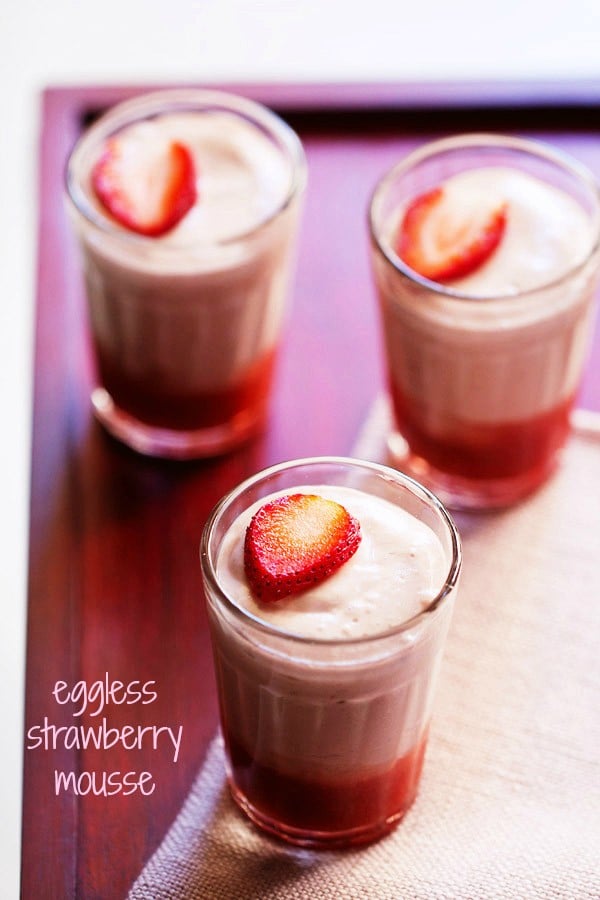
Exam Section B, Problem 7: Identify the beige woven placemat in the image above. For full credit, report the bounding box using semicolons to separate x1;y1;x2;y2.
129;402;600;900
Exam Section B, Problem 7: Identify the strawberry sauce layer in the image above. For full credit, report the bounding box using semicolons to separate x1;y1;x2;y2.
96;345;276;431
390;385;575;481
224;728;428;839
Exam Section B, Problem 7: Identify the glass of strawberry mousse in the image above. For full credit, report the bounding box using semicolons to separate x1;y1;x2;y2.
65;90;306;458
369;133;600;508
200;456;461;848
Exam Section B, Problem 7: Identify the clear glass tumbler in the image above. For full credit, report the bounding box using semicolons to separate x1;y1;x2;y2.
66;89;306;459
200;456;461;848
369;134;600;508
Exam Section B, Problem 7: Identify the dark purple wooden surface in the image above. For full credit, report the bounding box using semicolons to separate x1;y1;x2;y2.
22;82;600;899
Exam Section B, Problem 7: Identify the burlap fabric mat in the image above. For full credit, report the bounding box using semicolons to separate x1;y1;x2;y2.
129;401;600;899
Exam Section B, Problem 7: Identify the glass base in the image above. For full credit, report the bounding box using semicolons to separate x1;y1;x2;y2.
91;388;262;459
387;432;559;510
228;778;408;849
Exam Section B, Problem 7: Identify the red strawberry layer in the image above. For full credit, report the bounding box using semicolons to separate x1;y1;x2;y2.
244;493;361;602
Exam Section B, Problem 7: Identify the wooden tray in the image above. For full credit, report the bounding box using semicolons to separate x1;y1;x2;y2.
23;81;600;898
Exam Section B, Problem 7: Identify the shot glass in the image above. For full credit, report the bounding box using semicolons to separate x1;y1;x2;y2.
200;457;461;848
369;134;600;508
66;89;306;459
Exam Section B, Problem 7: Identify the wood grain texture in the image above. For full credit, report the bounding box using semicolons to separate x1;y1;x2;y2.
22;82;600;898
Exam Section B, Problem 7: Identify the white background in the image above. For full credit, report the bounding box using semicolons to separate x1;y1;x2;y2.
2;1;599;895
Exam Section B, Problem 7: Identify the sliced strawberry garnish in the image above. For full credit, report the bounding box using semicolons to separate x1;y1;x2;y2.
395;186;507;283
244;493;362;602
91;135;197;237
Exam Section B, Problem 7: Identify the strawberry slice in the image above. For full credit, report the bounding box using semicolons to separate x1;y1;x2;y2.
395;186;507;282
244;493;362;602
91;135;197;237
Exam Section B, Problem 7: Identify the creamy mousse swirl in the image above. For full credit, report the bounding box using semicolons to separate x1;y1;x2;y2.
216;485;449;640
388;166;595;296
83;111;290;246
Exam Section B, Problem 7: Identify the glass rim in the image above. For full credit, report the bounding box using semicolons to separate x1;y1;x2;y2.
368;131;600;303
64;87;307;249
199;455;462;647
